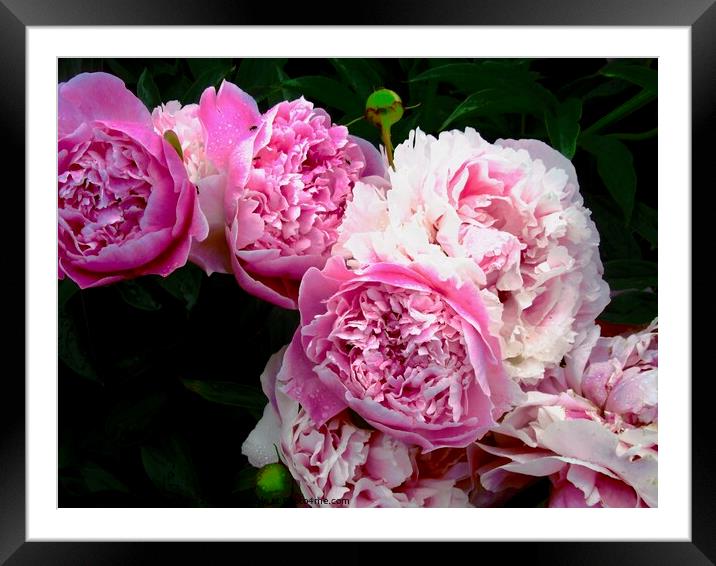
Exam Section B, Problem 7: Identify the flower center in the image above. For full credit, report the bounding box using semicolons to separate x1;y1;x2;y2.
319;283;475;424
59;131;152;255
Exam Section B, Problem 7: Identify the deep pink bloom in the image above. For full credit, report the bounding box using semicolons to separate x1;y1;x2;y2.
278;256;521;451
241;347;471;507
58;72;208;287
195;81;385;308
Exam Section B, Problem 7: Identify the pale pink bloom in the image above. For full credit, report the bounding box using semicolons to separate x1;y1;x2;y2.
194;81;385;308
473;386;657;507
151;101;217;184
241;347;470;507
278;256;522;452
335;128;609;383
58;72;208;288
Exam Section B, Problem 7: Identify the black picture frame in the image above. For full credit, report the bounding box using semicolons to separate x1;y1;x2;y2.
5;0;710;562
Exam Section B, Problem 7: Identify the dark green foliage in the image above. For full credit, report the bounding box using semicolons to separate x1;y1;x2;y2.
58;58;657;508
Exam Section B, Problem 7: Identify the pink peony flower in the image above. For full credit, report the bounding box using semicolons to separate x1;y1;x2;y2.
241;347;470;507
335;128;610;382
278;256;522;451
151;101;216;184
194;81;386;308
472;320;658;508
58;72;208;288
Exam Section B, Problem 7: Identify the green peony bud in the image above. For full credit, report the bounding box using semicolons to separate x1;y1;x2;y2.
364;88;404;129
364;89;404;168
255;461;292;503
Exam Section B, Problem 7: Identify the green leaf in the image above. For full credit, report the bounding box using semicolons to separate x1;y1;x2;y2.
187;58;232;80
329;58;384;100
583;79;631;102
137;68;161;110
79;462;130;494
631;202;657;247
235;58;288;101
163;130;183;160
182;62;234;104
579;134;637;221
116;280;162;311
604;260;657;290
585;195;642;260
141;436;201;502
232;467;258;493
156;264;203;310
59;279;79;308
59;304;100;382
105;392;168;443
105;59;138;85
581;89;655;136
440;88;549;130
280;76;361;116
600;291;657;325
181;379;266;411
545;98;582;159
600;61;657;93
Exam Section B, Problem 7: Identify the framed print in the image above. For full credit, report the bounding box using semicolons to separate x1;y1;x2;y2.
5;0;712;562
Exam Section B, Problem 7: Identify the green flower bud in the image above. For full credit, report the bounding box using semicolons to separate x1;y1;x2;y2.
255;461;292;503
364;88;404;129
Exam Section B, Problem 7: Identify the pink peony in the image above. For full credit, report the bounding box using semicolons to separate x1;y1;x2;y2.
151;101;216;184
335;128;610;382
241;347;470;507
472;320;658;507
58;72;208;288
193;81;385;308
278;256;522;451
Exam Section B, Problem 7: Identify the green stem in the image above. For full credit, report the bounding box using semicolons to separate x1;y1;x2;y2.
381;123;394;168
582;90;655;136
610;128;658;141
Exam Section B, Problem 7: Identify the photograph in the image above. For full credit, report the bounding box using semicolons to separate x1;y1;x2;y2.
57;57;658;510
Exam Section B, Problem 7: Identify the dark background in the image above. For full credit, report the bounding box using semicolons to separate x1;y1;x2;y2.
57;58;657;508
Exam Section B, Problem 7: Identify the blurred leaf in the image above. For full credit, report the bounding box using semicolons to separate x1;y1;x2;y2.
141;436;201;502
235;58;288;101
183;62;234;104
604;260;657;290
600;61;657;93
586;195;642;260
59;279;79;308
181;379;266;412
581;89;655;136
105;59;138;85
545;98;582;159
281;76;361;116
600;291;657;324
79;462;130;494
329;58;384;100
105;392;168;443
116;280;162;311
162;76;193;102
156;264;203;310
59;304;100;382
137;68;161;110
440;88;550;130
151;59;180;77
187;58;232;80
232;467;258;493
579;134;636;221
631;202;658;247
583;79;631;101
410;61;538;93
